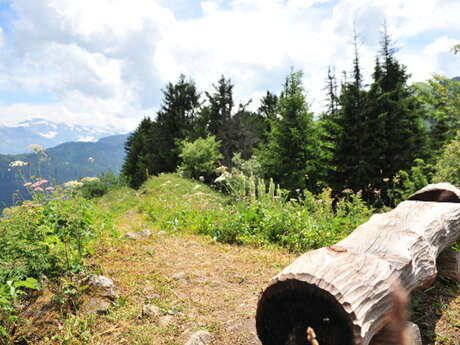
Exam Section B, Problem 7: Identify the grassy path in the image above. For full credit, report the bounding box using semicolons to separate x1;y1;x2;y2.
82;210;295;345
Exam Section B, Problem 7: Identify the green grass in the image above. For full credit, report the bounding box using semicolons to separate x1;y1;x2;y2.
100;173;373;253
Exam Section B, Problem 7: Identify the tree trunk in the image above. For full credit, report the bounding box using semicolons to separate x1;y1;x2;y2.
256;184;460;345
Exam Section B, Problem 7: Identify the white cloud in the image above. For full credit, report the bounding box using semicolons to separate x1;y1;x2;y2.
0;0;459;130
39;131;58;139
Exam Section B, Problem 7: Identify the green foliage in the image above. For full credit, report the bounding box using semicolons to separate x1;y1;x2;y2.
415;75;460;153
80;172;125;199
149;75;201;173
433;130;460;186
198;187;373;252
387;159;434;205
132;174;372;253
0;188;114;338
258;70;321;193
324;30;429;205
122;118;155;189
177;136;223;182
215;165;285;202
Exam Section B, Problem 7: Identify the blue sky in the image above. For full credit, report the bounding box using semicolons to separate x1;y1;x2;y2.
0;0;458;131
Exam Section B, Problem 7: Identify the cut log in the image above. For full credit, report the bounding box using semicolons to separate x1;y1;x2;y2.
256;184;460;345
437;249;460;283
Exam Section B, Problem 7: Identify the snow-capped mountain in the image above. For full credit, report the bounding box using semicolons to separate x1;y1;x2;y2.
0;118;125;154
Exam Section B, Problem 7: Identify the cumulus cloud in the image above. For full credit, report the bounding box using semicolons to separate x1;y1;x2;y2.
0;0;459;130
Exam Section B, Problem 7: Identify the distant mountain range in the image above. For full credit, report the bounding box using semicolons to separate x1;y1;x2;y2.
0;134;129;208
453;76;460;82
0;118;124;155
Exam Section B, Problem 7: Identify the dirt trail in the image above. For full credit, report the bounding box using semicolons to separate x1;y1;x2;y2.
87;212;295;345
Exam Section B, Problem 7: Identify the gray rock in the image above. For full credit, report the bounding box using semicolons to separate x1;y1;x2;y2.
86;275;118;299
142;304;161;318
80;297;111;314
126;230;152;240
159;315;174;327
143;286;160;300
172;271;189;282
185;330;212;345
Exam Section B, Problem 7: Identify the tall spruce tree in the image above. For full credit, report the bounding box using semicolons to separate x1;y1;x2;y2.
150;75;200;173
204;76;235;166
368;29;428;201
258;70;320;192
328;37;372;196
122;117;155;189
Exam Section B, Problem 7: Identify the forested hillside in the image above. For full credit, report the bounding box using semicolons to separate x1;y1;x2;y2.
0;134;128;207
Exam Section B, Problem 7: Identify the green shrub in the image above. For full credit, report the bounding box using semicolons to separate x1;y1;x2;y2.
80;172;125;199
0;190;114;339
177;136;222;182
433;130;460;186
196;187;373;252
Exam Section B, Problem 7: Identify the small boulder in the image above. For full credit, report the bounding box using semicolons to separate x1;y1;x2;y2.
80;297;111;314
126;230;152;240
172;271;189;282
85;275;118;299
185;330;212;345
142;304;161;318
159;315;174;327
143;286;160;300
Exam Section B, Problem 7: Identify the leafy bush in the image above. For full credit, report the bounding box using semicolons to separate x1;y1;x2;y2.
80;172;124;199
177;136;223;182
0;189;113;338
387;159;434;205
433;130;460;186
196;187;373;252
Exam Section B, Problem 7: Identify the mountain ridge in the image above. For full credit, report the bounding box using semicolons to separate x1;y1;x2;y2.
0;118;126;155
0;133;129;207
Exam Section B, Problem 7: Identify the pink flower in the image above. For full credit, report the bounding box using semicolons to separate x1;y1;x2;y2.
23;182;32;187
38;179;48;185
45;186;55;191
34;187;44;192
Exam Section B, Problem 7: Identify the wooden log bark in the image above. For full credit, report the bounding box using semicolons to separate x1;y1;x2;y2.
256;183;460;345
437;249;460;282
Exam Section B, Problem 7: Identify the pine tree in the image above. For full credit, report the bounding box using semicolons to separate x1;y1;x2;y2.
328;36;372;196
203;76;235;166
150;75;200;173
368;29;429;201
258;70;320;192
121;117;154;188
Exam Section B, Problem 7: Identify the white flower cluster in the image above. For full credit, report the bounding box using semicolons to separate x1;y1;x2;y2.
81;176;100;183
64;180;84;189
9;160;30;167
214;166;232;183
28;144;45;153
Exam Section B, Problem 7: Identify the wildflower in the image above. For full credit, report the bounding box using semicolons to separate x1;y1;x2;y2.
342;188;353;194
28;144;45;153
383;177;390;182
23;182;32;187
64;180;84;189
31;180;48;188
88;157;96;164
214;172;231;183
45;186;55;191
199;176;205;181
81;176;100;183
34;187;44;192
9;160;30;167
